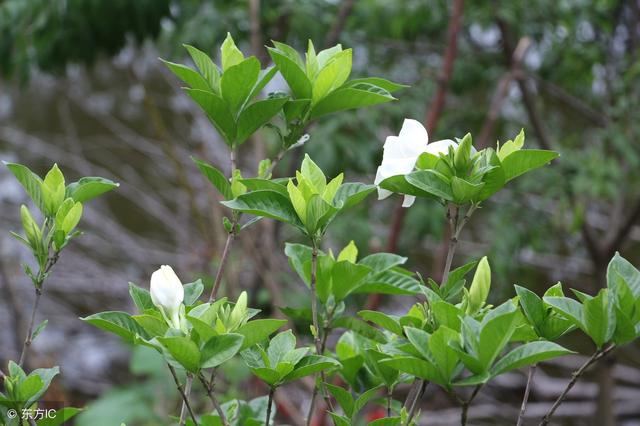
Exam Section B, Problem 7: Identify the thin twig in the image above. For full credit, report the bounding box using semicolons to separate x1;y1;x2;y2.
266;387;275;426
179;374;194;426
19;250;59;367
517;364;537;426
209;220;237;302
387;388;393;417
539;345;615;426
459;385;482;426
198;373;229;426
167;364;198;426
307;243;323;425
405;380;428;425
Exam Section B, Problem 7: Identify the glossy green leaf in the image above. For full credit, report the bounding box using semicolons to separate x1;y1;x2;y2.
236;319;287;350
36;407;81;426
128;282;154;312
66;177;119;203
201;333;244;368
192;158;232;200
184;88;236;144
312;49;352;103
405;170;454;201
501;150;559;182
236;97;288;145
492;341;573;376
268;47;312;99
283;355;340;382
161;59;210;91
157;336;201;373
184;44;220;92
310;84;396;118
358;310;403;335
5;162;45;212
81;311;148;343
222;190;302;228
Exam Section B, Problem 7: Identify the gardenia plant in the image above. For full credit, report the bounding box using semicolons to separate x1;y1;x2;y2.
3;34;640;426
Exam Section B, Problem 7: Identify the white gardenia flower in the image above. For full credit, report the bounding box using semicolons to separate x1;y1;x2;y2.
150;265;185;329
374;119;457;208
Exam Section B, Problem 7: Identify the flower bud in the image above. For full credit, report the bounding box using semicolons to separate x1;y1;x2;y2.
20;205;41;247
150;265;184;329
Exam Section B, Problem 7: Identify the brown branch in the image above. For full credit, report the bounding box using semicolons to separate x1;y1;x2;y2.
496;19;552;151
367;0;466;312
325;0;357;48
477;37;532;148
539;345;615;426
167;365;199;426
425;0;465;134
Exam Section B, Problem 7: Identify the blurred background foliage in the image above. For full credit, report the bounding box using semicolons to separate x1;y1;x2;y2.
1;0;639;424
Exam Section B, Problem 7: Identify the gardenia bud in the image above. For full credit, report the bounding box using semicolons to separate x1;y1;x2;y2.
150;265;184;329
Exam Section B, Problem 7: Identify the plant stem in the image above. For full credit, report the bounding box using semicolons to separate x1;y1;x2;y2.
306;242;335;425
405;380;428;425
387;389;393;417
179;374;194;426
18;248;59;367
198;373;229;426
539;345;615;426
403;204;477;418
266;387;275;426
19;287;42;367
459;385;482;426
209;218;237;302
517;364;537;426
167;364;198;426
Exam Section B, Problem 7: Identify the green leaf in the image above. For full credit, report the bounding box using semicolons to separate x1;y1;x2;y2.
310;84;396;118
157;336;201;373
451;177;484;204
236;97;288;145
236;319;287;350
192;158;232;200
325;384;354;418
331;261;372;301
405;170;454;201
501;150;559;182
184;44;220;92
27;367;60;406
184;88;236;144
222;190;303;229
369;417;401;426
220;57;261;115
241;178;288;197
515;285;545;330
267;330;297;366
343;77;407;93
5;162;45;212
249;66;278;100
268;47;312;99
17;374;44;402
359;253;407;273
354;384;385;414
544;296;584;330
379;356;440;383
358;310;403;336
284;355;340;382
201;333;245;368
36;407;81;426
607;252;640;298
356;270;421;296
31;319;48;342
583;289;615;348
491;341;573;376
478;302;518;370
66;177;119;203
161;59;210;91
333;317;387;343
132;314;168;337
220;33;244;71
333;183;375;209
183;279;204;305
428;326;461;385
312;49;352;103
81;311;148;343
128;283;154;312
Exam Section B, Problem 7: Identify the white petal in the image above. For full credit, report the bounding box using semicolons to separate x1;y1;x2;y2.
150;265;184;309
402;195;416;208
425;139;458;156
398;119;429;144
377;187;392;200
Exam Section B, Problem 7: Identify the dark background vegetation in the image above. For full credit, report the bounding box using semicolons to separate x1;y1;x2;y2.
0;0;639;425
